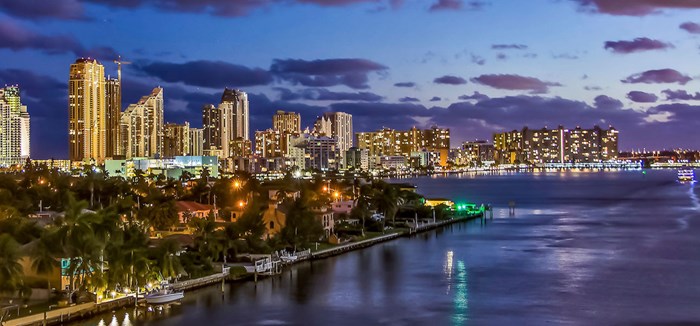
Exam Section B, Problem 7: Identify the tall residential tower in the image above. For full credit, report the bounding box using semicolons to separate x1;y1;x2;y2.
0;86;30;166
69;58;106;162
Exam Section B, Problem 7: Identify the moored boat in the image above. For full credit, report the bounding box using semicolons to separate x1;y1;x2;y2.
144;288;184;304
678;168;695;182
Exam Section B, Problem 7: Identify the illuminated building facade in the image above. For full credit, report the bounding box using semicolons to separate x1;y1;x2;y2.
163;122;190;157
493;126;619;165
355;126;450;167
105;77;121;157
119;87;164;158
0;86;30;166
189;128;204;156
314;112;353;167
69;58;106;162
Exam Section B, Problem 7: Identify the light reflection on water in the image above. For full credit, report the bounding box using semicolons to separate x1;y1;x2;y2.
82;170;700;325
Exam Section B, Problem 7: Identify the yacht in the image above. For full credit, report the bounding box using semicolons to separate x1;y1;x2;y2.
144;287;184;304
678;168;695;182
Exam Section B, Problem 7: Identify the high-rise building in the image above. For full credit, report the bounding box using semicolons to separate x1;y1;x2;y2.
105;77;121;157
255;129;284;158
189;128;204;156
202;89;249;158
69;58;106;162
305;136;338;171
164;122;190;157
120;87;164;158
202;104;220;155
356;126;450;166
346;147;369;171
273;110;301;134
0;86;29;166
314;112;352;167
493;125;619;165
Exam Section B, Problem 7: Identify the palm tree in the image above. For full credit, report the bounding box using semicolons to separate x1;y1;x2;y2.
29;231;60;300
154;239;182;281
0;234;24;297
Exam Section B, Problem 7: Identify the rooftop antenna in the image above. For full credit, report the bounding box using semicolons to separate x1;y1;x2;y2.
113;55;132;84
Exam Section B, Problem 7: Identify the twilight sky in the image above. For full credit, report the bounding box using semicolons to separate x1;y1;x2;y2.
2;0;700;158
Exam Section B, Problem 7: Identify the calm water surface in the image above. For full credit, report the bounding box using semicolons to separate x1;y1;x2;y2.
84;170;700;325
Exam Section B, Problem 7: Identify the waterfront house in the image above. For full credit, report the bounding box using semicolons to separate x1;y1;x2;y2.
312;206;335;239
175;201;219;223
330;200;355;217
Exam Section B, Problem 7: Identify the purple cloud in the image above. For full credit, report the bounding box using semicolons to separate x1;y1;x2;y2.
429;96;442;102
626;91;658;103
662;89;700;101
138;60;273;88
0;0;85;20
574;0;700;16
458;91;490;101
271;58;388;89
604;37;673;54
434;75;467;85
429;0;487;11
470;74;562;94
622;69;692;85
399;97;420;103
300;88;383;102
496;53;507;60
680;22;700;34
0;20;117;59
492;44;527;50
471;54;486;65
394;82;416;87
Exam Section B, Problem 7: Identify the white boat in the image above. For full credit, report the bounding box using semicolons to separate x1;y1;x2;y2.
678;169;695;182
279;250;298;263
144;288;184;304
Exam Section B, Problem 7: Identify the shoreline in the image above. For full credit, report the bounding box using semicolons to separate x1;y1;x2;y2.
4;212;485;326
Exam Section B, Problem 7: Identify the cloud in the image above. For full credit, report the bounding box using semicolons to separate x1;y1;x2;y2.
626;91;658;103
434;75;467;85
470;74;562;94
137;60;273;88
0;0;85;20
458;91;490;101
429;96;442;102
394;82;416;88
496;53;507;60
273;87;301;101
471;54;486;65
662;89;700;101
271;58;388;89
0;20;117;59
573;0;700;16
552;53;579;59
429;0;487;11
584;86;603;91
399;97;420;102
680;22;700;34
3;0;404;20
300;88;383;102
604;37;673;54
621;69;692;85
491;44;527;50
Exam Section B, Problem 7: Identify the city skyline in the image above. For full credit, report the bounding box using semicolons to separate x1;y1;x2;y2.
2;1;700;158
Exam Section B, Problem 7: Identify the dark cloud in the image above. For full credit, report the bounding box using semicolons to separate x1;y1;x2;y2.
3;0;403;20
584;86;602;91
471;54;486;65
491;44;527;50
394;82;416;88
593;95;623;111
0;0;85;20
271;58;388;89
273;87;302;101
458;91;490;101
470;74;562;94
0;20;117;59
429;0;487;11
680;22;700;34
329;101;430;133
662;89;700;101
604;37;673;54
300;88;383;102
434;75;467;85
399;97;420;103
496;53;507;60
573;0;700;16
552;53;579;60
137;60;273;88
626;91;658;103
429;96;442;102
621;69;692;85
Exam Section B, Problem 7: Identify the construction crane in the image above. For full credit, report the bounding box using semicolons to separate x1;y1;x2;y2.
113;55;132;84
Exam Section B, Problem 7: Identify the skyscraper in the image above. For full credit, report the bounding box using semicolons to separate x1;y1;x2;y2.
120;87;164;158
314;112;352;167
69;58;106;162
164;122;190;157
105;77;121;157
202;89;250;159
273;110;301;134
0;86;29;166
189;128;204;156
